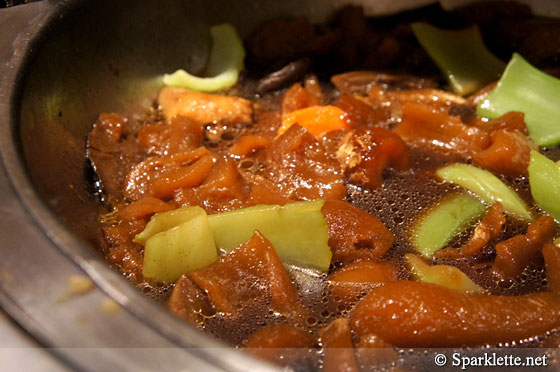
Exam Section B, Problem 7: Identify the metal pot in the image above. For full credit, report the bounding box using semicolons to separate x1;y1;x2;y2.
0;1;558;371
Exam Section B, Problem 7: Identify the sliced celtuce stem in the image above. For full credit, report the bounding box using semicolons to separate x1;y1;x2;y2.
134;205;205;246
477;53;560;146
411;23;505;96
140;206;218;282
405;253;483;293
208;200;331;272
411;193;486;257
163;23;245;92
135;200;333;280
436;163;533;221
528;150;560;222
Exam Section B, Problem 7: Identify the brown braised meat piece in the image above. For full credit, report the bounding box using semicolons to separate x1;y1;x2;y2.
116;197;172;220
158;86;253;124
322;200;394;264
188;231;306;320
356;334;399;370
393;103;490;159
102;197;173;280
168;275;214;325
336;95;389;128
124;147;213;200
86;113;145;204
258;124;346;201
331;71;438;97
229;134;271;157
327;260;397;304
320;318;360;372
473;129;537;178
350;281;560;347
337;126;411;189
102;219;147;281
281;76;324;115
493;216;557;280
460;202;505;256
173;156;249;214
137;115;203;156
543;243;560;295
243;324;315;366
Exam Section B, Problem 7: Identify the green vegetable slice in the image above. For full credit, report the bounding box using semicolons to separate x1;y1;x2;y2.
528;150;560;222
163;23;245;92
477;53;560;146
141;207;218;283
405;253;483;293
208;200;331;272
411;23;505;96
437;163;533;221
411;194;486;257
134;206;205;246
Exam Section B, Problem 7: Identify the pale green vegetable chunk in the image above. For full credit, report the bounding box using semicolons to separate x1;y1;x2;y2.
405;253;483;293
437;163;533;221
142;208;218;283
411;23;505;96
528;150;560;222
163;23;245;92
411;194;486;257
208;200;331;272
134;206;206;246
477;53;560;146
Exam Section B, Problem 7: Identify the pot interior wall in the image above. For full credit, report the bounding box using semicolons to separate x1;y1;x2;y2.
18;0;361;246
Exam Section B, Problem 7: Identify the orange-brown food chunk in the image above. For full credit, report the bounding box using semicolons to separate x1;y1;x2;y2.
87;113;145;204
97;113;124;143
158;86;253;124
322;200;394;264
230;134;272;157
350;281;560;347
493;216;556;280
331;71;437;97
278;105;350;138
282;83;316;114
337;126;410;188
320;318;360;372
102;219;146;280
393;103;489;158
137;116;202;156
282;75;325;114
328;261;397;302
189;231;304;319
259;124;346;200
543;243;560;295
369;88;467;115
460;202;505;256
148;155;214;200
473;129;537;177
168;274;214;325
472;111;528;135
174;156;249;214
124;147;212;200
356;334;398;370
246;178;292;206
337;95;389;128
243;324;314;366
117;197;172;221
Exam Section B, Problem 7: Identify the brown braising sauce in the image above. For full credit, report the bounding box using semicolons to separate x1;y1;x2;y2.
87;2;560;370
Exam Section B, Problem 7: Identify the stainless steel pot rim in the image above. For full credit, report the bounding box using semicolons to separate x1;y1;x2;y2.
0;1;278;371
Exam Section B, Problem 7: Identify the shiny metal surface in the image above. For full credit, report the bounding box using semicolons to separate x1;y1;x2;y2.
0;1;284;371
